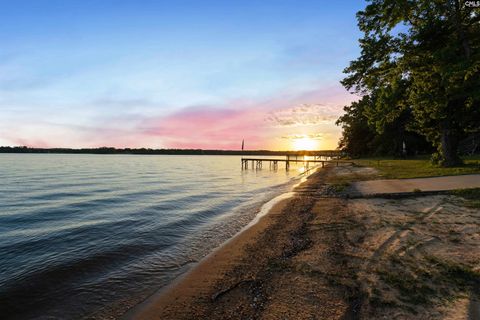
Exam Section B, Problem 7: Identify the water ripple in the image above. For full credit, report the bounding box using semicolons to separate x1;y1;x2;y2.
0;154;305;319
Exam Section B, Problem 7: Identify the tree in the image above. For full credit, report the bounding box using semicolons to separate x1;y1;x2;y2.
336;96;378;157
336;95;432;157
341;0;480;166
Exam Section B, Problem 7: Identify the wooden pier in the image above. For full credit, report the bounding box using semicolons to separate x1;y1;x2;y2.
241;157;354;171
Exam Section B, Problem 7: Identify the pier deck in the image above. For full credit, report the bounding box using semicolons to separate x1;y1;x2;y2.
241;158;354;171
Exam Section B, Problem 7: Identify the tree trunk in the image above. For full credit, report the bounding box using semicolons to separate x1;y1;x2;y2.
439;123;461;167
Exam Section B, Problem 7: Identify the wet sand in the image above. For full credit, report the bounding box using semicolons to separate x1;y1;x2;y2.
129;166;480;320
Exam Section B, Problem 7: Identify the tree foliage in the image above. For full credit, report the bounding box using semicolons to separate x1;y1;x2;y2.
336;95;433;157
338;0;480;166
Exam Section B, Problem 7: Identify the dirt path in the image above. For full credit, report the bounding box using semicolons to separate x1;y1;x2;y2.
350;174;480;195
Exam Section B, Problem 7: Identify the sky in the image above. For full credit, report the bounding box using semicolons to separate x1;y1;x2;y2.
0;0;365;150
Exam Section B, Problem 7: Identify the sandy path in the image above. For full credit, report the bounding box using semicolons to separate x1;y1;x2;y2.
351;174;480;195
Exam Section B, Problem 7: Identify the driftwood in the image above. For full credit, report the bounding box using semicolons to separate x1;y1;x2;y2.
211;279;254;301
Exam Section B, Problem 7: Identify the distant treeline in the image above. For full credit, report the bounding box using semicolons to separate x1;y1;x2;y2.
337;0;480;166
0;146;339;156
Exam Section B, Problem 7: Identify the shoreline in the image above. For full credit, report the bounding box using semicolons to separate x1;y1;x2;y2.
127;165;480;319
125;169;315;319
126;166;357;319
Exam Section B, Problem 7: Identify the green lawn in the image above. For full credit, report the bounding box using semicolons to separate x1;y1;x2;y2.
354;155;480;179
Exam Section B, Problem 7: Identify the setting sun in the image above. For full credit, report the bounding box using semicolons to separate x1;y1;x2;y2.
292;137;318;151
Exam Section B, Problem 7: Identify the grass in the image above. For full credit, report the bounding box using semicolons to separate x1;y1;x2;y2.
354;155;480;179
424;255;480;286
376;254;479;307
451;187;480;199
378;269;434;305
331;182;350;193
451;188;480;208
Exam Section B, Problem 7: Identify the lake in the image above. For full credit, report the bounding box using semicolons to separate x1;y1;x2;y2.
0;154;308;319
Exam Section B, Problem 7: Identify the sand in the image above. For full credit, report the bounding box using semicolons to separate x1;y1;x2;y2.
128;166;480;320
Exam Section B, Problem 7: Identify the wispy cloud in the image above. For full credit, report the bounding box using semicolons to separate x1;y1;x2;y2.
0;84;357;149
131;86;353;149
264;103;341;127
138;106;266;149
91;97;166;112
281;133;328;140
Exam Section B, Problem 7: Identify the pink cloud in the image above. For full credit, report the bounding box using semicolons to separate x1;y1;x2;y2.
134;84;357;150
1;84;358;150
139;106;268;149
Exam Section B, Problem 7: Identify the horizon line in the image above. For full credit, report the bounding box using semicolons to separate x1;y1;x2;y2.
0;146;340;153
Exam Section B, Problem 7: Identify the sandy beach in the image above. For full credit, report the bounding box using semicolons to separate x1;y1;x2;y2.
129;165;480;320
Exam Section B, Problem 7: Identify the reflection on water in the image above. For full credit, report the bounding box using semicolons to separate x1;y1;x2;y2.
0;154;309;319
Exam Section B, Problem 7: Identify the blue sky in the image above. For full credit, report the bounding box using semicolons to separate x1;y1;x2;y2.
0;0;365;149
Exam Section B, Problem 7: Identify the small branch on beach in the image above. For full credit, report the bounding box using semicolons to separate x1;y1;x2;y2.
211;279;255;302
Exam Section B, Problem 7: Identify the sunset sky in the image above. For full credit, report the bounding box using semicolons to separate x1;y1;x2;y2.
0;0;364;150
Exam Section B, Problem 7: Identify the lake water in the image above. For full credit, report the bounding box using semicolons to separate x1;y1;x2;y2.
0;154;310;319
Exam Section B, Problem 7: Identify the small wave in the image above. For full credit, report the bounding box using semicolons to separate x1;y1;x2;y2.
0;154;310;319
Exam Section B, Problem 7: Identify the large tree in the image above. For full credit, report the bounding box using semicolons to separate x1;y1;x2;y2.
341;0;480;166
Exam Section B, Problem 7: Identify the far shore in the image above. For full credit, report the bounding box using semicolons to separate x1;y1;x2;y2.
127;164;480;320
0;146;341;156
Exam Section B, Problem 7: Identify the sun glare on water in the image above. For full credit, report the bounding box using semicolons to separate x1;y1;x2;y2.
292;137;318;151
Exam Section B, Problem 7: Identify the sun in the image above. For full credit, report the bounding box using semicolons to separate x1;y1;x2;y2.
292;137;318;151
